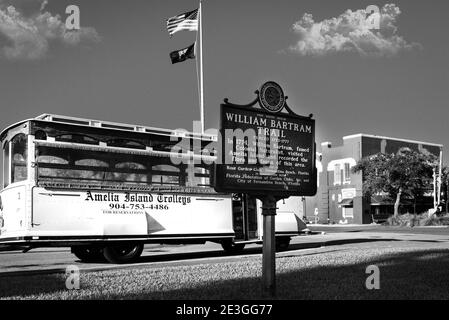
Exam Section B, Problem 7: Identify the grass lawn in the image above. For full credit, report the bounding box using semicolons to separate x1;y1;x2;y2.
2;243;449;300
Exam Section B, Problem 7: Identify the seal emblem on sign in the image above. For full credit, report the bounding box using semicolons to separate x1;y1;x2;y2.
258;81;285;113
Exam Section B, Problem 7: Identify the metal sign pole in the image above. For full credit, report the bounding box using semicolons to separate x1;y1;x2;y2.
261;195;277;297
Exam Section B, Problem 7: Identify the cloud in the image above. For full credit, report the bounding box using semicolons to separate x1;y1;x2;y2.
40;0;48;12
288;4;421;57
0;1;100;60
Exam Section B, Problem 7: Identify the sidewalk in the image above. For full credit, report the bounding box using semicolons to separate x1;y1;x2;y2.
289;229;449;252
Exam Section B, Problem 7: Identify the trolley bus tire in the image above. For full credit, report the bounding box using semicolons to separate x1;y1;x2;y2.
221;241;245;254
275;237;291;251
103;243;144;264
71;246;105;263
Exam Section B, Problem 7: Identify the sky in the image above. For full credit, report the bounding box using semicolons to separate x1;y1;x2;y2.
0;0;448;162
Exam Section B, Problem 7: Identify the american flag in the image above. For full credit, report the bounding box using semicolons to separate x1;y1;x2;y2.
166;9;198;37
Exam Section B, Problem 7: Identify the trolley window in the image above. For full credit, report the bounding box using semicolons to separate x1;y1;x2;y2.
11;134;27;183
107;139;146;150
55;134;99;145
152;164;181;186
3;141;10;188
35;146;191;186
187;165;212;187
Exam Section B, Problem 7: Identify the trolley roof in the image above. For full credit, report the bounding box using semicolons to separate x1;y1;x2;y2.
0;114;217;143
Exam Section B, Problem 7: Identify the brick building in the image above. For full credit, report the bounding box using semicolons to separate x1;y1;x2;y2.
304;134;443;224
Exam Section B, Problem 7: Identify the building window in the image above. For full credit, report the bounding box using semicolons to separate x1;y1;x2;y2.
334;164;341;185
344;163;351;183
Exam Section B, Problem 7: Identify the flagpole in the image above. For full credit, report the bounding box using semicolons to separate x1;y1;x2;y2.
199;0;205;134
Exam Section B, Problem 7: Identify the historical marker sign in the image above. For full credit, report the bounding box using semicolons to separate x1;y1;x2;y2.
214;82;317;297
214;103;316;197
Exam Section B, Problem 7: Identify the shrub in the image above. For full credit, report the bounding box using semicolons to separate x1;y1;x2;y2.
385;215;411;226
420;214;441;226
385;213;445;227
437;214;449;226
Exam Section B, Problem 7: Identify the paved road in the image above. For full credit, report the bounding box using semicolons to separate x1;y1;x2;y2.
0;242;232;275
1;227;449;276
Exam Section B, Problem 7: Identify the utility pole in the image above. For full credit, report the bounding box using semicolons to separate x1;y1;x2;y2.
437;148;443;208
433;168;437;210
445;168;448;214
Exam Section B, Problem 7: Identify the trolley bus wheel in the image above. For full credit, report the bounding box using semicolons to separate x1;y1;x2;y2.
275;237;291;251
71;246;105;263
221;241;245;254
103;243;144;264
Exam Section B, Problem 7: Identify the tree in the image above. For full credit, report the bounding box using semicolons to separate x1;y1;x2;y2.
443;166;449;213
352;148;436;217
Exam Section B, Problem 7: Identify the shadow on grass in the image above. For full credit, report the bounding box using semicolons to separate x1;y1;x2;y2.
0;273;66;299
2;247;449;299
115;248;449;300
0;238;399;299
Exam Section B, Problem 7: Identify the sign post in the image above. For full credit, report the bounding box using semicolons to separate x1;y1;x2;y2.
214;81;317;297
261;195;277;296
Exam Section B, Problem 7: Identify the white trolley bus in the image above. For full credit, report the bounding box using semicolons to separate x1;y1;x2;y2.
0;114;306;263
